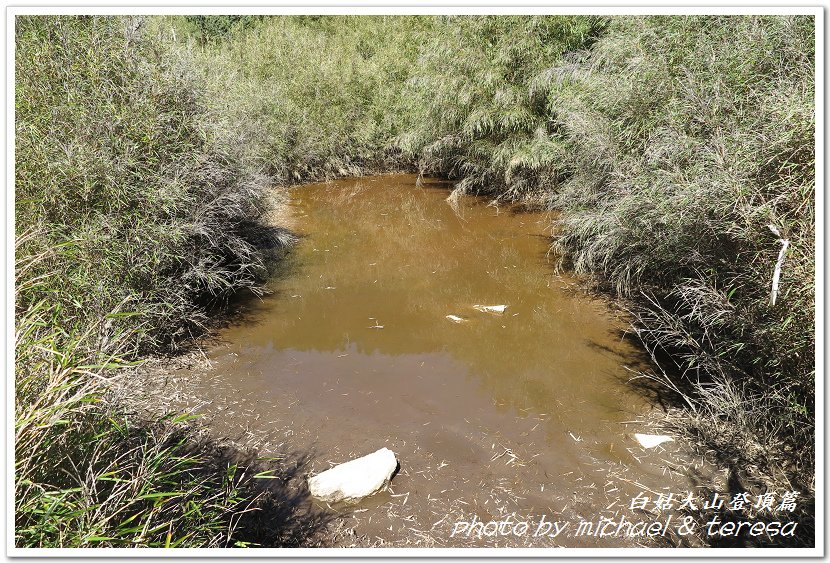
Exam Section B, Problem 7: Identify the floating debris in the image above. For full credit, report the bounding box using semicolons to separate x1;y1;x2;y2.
633;433;674;449
473;304;507;315
445;314;468;323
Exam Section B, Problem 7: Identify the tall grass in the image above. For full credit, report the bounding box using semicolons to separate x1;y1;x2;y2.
170;15;428;184
15;289;326;548
16;239;239;547
16;15;289;353
542;16;815;495
398;16;606;203
14;15;298;547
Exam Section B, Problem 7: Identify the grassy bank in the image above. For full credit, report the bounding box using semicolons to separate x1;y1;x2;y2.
15;14;815;547
14;15;301;547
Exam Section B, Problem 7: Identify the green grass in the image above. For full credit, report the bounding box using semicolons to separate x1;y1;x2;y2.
397;15;607;202
15;243;237;547
15;292;325;548
14;15;298;548
170;15;428;184
545;16;815;498
16;15;290;353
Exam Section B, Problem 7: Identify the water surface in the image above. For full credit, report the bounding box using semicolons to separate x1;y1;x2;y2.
186;174;696;547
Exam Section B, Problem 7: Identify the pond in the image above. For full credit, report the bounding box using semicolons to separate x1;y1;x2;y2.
179;174;699;547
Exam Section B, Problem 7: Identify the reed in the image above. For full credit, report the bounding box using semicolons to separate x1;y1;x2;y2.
15;16;297;547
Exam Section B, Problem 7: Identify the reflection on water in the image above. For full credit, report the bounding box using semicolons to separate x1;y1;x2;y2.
193;174;693;547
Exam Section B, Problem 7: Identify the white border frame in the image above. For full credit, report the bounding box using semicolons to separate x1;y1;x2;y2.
4;3;824;559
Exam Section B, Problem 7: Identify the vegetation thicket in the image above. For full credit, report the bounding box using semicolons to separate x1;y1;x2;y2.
397;16;607;202
15;14;815;547
551;16;815;496
15;15;298;547
179;15;427;183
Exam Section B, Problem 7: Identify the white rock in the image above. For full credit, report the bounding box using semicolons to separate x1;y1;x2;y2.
473;304;507;314
446;314;467;323
307;448;398;503
634;433;674;449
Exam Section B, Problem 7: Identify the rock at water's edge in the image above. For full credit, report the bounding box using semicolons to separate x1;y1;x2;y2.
307;447;398;503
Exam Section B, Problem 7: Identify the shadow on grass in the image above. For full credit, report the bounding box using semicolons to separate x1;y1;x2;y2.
163;225;305;356
138;416;337;548
216;448;335;548
15;402;338;548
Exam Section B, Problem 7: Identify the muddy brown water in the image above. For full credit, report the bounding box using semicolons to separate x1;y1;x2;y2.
176;174;705;547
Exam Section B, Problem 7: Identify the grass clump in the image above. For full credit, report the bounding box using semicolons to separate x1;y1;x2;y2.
544;15;815;495
173;15;428;184
17;245;230;547
15;16;301;548
398;16;606;203
15;292;326;548
16;15;289;353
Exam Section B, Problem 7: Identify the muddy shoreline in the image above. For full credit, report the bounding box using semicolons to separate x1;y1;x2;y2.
116;351;719;548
